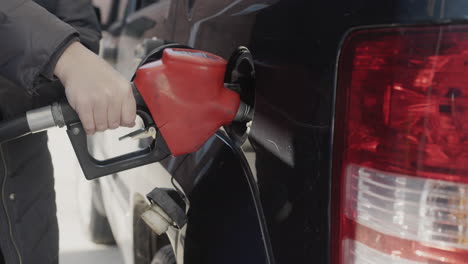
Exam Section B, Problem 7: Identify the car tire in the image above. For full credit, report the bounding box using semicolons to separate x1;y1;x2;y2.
151;245;176;264
77;176;115;244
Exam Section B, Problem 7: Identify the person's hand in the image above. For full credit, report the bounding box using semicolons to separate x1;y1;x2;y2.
54;41;136;134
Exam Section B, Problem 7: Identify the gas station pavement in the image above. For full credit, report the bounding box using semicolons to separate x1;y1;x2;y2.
48;128;124;264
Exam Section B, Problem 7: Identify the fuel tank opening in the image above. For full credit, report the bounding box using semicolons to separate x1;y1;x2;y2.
224;47;256;144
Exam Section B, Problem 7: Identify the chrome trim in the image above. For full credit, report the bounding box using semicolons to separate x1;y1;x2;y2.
26;106;56;133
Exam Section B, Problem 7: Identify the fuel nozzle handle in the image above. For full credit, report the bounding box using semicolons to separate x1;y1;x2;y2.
0;97;170;180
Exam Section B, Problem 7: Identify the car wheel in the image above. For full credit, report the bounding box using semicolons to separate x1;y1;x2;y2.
77;176;115;244
151;245;176;264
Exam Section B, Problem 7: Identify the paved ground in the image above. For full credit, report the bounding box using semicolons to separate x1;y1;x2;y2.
48;128;125;264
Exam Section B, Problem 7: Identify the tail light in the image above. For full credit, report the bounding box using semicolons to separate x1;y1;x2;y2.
333;25;468;264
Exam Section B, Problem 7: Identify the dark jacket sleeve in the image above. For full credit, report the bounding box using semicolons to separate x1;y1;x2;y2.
54;0;102;54
0;1;78;93
40;0;102;80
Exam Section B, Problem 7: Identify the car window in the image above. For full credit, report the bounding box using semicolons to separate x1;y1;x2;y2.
135;0;159;10
118;0;130;20
93;0;113;24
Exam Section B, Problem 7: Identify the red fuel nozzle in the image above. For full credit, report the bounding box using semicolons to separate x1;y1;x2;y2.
133;48;242;156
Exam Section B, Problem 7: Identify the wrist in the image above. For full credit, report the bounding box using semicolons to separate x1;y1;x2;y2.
54;41;82;83
42;36;79;81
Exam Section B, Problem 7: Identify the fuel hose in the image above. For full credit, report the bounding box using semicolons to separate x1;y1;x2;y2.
0;116;32;143
0;102;79;144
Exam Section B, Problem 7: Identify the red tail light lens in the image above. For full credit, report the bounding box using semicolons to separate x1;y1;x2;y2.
333;25;468;264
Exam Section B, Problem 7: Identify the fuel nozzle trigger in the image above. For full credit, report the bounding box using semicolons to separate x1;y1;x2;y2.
118;126;157;141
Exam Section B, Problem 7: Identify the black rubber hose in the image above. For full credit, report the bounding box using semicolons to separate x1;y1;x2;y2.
0;116;31;143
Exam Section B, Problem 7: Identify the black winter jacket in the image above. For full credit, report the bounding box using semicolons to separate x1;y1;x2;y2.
0;0;101;94
0;1;101;263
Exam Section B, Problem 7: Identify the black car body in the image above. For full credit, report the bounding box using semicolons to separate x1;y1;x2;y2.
85;0;468;263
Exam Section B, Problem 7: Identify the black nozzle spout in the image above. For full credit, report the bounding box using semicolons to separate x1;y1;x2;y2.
233;101;253;122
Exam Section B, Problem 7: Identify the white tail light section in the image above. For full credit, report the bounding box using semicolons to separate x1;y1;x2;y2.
333;25;468;264
342;165;468;263
343;239;423;264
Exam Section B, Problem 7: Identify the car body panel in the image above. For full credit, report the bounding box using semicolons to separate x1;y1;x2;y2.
91;0;468;263
114;0;176;79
